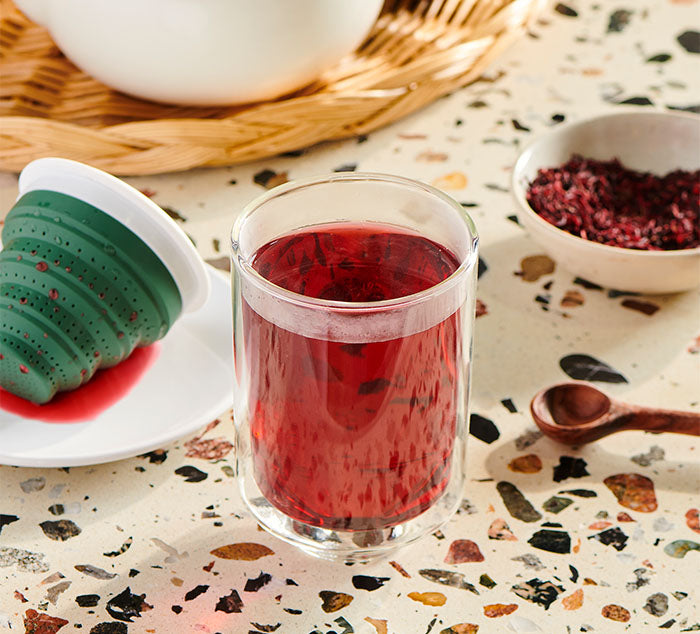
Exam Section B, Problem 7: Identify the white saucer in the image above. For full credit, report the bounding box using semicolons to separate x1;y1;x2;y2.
0;265;234;467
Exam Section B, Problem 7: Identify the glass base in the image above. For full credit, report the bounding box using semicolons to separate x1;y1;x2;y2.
239;474;464;563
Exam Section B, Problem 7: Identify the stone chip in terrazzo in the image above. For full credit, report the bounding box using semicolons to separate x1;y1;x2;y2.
589;526;629;551
210;542;274;560
174;465;208;482
407;591;446;606
511;554;545;571
319;590;353;612
215;589;244;613
105;587;152;622
445;539;484;563
75;595;100;608
483;603;518;617
419;569;479;594
496;481;542;522
562;588;584;611
559;354;628;383
604;473;658;512
0;514;19;534
528;529;571;553
601;604;631;622
20;477;46;493
559;488;596;497
469;414;500;443
488;518;517;540
511;578;565;609
663;539;700;558
508;454;542;473
643;592;669;617
351;575;390;591
244;572;272;592
39;520;81;541
516;255;555;282
23;609;68;634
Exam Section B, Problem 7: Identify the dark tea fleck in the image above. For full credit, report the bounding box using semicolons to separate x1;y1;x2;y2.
526;155;699;250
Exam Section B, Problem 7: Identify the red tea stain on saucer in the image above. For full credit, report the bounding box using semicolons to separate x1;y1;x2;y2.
0;344;160;423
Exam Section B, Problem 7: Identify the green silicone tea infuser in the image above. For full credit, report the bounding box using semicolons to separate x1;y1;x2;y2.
0;158;209;403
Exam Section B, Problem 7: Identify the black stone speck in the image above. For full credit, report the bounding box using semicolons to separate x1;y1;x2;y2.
607;9;632;33
618;96;654;106
677;30;700;54
506;214;522;225
105;587;150;622
128;569;140;577
528;529;571;554
286;578;298;586
553;456;590;482
501;398;517;413
667;104;700;114
244;572;272;593
478;257;488;278
171;605;183;614
89;624;128;634
573;277;603;290
352;575;390;591
647;53;672;63
551;113;566;123
184;585;209;601
333;164;357;173
253;169;277;188
215;589;243;613
469;413;500;444
0;514;19;534
555;3;577;17
559;489;597;497
140;450;168;464
511;119;531;132
174;466;208;483
569;565;579;582
283;608;302;615
480;573;497;588
76;594;100;607
559;354;628;383
161;206;186;222
589;526;628;551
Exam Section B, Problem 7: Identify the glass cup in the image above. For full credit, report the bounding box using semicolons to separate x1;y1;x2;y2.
231;173;478;561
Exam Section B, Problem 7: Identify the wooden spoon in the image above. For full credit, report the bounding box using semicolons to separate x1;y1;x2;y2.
530;381;700;445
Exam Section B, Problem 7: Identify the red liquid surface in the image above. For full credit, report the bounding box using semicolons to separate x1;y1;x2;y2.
0;344;159;422
244;223;461;530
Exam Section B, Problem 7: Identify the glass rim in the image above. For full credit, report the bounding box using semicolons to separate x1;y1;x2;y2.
231;171;479;312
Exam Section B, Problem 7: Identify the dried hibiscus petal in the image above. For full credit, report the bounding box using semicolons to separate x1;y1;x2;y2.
526;155;699;250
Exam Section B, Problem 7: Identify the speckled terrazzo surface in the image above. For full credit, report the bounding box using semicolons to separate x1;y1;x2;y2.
1;1;699;632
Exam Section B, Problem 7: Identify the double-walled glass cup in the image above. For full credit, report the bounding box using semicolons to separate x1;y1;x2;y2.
231;173;478;561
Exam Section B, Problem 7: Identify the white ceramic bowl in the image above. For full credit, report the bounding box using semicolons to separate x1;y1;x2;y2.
512;111;700;294
14;0;383;106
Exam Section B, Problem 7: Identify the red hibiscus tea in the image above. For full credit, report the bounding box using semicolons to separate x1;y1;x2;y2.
244;224;459;530
232;174;477;560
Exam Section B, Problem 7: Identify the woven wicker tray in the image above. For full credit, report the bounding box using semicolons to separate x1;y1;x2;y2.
0;0;545;175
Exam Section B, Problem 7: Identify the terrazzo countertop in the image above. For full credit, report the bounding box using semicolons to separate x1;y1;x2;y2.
1;1;699;632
